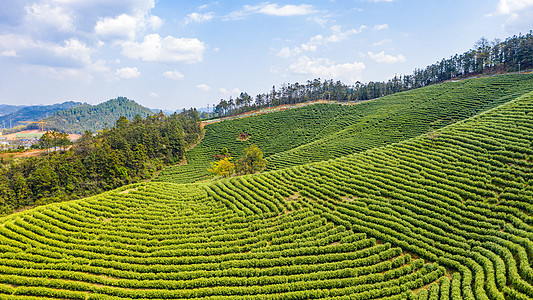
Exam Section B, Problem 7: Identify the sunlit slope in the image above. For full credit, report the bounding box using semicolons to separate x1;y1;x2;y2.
204;90;533;299
0;88;531;298
0;184;437;299
155;74;533;184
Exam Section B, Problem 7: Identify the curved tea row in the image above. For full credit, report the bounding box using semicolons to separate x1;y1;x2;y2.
156;74;533;184
0;85;531;299
205;91;533;299
0;182;439;299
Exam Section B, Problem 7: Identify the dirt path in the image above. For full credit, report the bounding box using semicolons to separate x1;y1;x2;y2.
201;100;330;127
0;149;47;158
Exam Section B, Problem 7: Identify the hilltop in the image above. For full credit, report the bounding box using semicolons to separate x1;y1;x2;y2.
43;97;153;133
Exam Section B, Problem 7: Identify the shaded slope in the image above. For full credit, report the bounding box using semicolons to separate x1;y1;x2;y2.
0;105;26;117
0;101;81;130
156;73;533;184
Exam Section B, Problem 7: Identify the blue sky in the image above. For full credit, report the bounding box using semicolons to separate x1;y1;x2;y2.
0;0;532;110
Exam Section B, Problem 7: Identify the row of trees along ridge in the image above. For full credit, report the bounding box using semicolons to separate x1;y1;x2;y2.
214;31;533;117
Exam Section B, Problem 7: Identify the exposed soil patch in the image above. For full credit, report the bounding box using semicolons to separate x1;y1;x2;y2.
286;193;300;201
2;129;81;141
119;187;139;194
237;132;250;141
0;149;47;158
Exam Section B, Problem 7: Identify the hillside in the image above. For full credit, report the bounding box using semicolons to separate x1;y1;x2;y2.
0;86;530;299
0;104;26;117
43;97;153;133
156;73;533;184
0;101;81;131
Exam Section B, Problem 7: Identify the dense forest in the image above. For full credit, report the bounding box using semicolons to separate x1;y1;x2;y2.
0;101;81;132
41;97;154;133
214;31;533;117
0;109;201;215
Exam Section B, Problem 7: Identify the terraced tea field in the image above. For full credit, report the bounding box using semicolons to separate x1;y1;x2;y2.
155;74;533;184
0;183;439;299
0;81;531;299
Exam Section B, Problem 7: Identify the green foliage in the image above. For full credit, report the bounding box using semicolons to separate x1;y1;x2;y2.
156;73;533;184
43;97;153;133
0;81;531;299
215;33;533;117
38;130;71;151
207;156;235;177
236;144;267;174
0;109;201;215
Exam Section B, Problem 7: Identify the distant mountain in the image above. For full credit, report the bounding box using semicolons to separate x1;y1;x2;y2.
0;104;27;117
150;108;175;115
196;106;213;113
0;101;81;129
44;97;153;133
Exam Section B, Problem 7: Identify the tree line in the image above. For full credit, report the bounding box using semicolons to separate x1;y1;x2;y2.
0;110;201;215
41;97;153;133
213;31;533;117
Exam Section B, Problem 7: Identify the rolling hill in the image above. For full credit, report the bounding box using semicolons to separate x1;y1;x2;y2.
0;105;27;117
155;73;533;184
0;101;81;131
0;79;531;299
43;97;153;133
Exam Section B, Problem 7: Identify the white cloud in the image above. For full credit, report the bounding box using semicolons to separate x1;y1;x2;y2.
229;3;315;19
308;15;331;27
280;25;365;57
0;34;34;50
219;88;228;94
496;0;533;14
277;46;302;58
372;39;392;47
493;0;533;31
373;24;388;30
256;3;315;16
369;0;394;2
52;38;93;65
20;0;161;39
147;15;163;30
324;25;366;43
197;83;211;91
95;14;137;40
185;12;214;25
0;50;18;57
163;70;185;80
116;67;141;79
25;2;74;32
150;92;159;97
121;34;205;63
368;51;406;64
289;56;365;82
87;59;110;73
0;34;93;67
95;13;162;41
